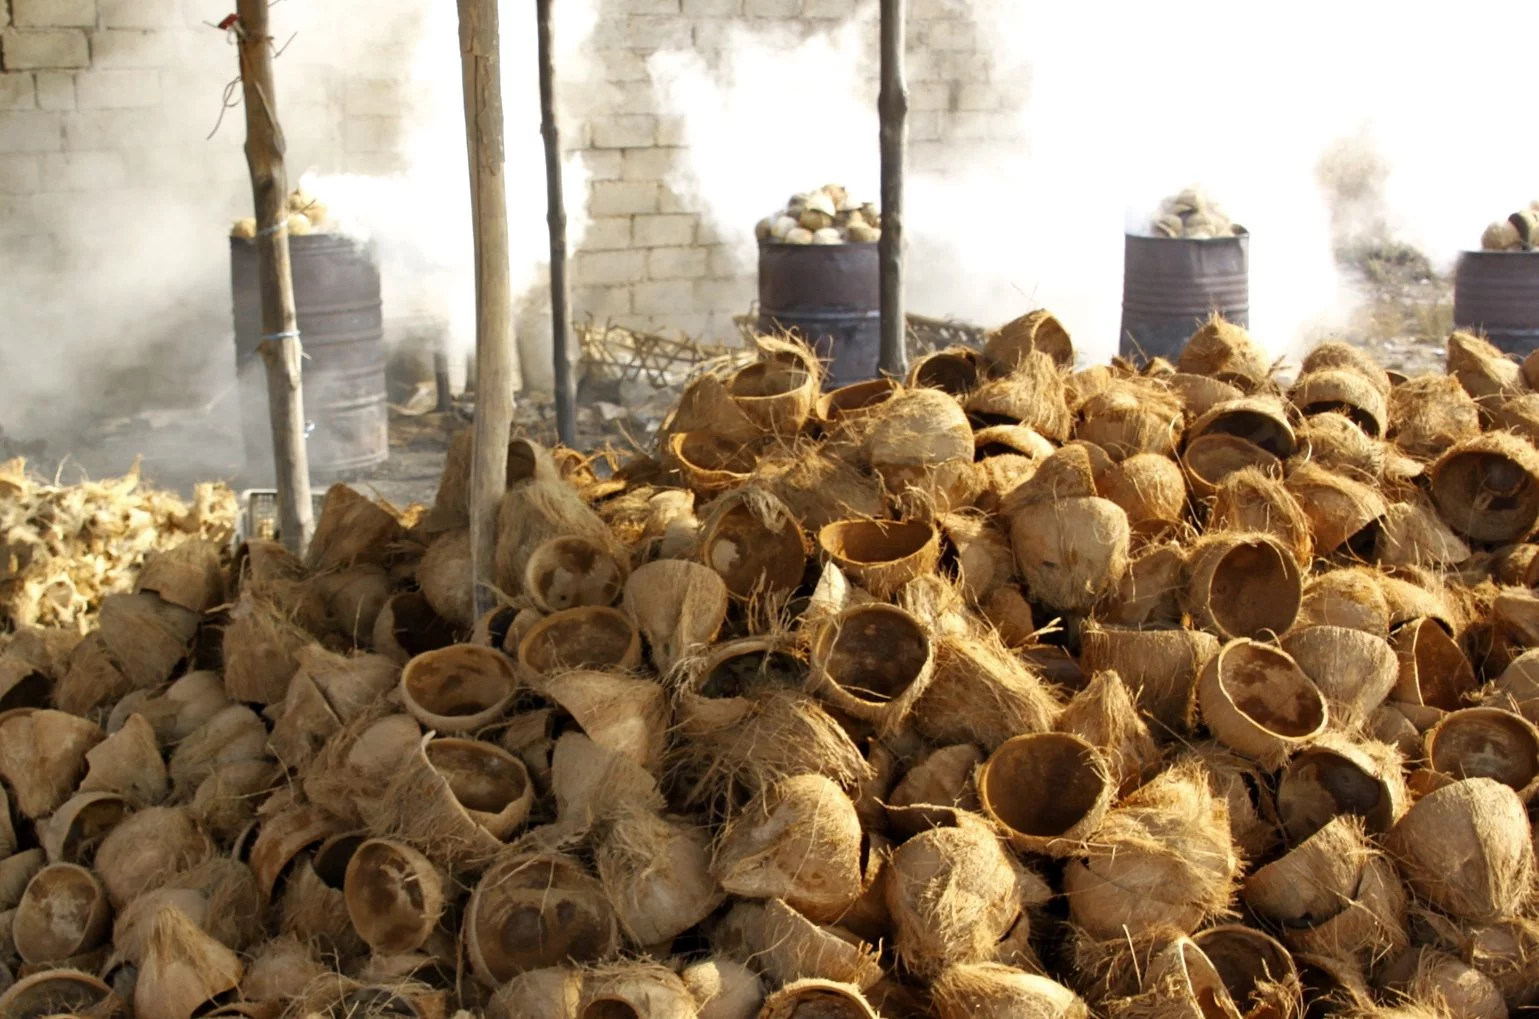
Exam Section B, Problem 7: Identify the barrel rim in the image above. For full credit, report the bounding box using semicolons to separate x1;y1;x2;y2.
758;240;880;250
1123;231;1250;245
1456;249;1539;259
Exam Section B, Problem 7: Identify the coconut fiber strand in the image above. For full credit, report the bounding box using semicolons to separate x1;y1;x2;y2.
8;312;1539;1018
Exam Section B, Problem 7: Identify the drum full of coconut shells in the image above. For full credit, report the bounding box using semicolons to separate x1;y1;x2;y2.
15;318;1539;1019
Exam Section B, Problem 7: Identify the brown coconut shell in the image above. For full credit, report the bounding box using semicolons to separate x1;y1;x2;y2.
758;979;879;1019
713;774;863;923
866;388;980;513
979;732;1112;856
1425;706;1539;800
1209;466;1313;565
517;606;642;676
524;534;628;614
136;539;224;614
400;644;517;733
1392;616;1478;709
1388;372;1482;460
1242;813;1376;927
974;423;1056;462
810;603;935;732
542;670;667;771
1098;540;1186;628
1449;329;1527;404
938;514;1015;603
622;559;729;676
1069;363;1119;408
728;337;822;433
191;760;280;842
169;703;266;796
1064;763;1240;940
268;647;398;771
913;627;1063;750
1430;431;1539;543
310;563;392;647
1279;625;1398;726
1292;368;1389;437
1090;931;1241;1019
1182;532;1301;640
817;377;901;428
494;447;618;595
0;968;123;1018
1378;946;1507;1019
1094;453;1188;537
712;896;882;990
1493;391;1539;448
240;935;329;1003
414;529;475;631
986;309;1074;371
1386;777;1534;922
40;791;129;865
0;848;44;911
1167;371;1245;421
1377;498;1472;568
1181;433;1282;498
1278;735;1407;842
78;713;167;807
373;591;459;664
1189;396;1297;464
594;805;724;947
932;963;1089;1019
52;633;126;717
575;961;698;1019
1178;315;1271;390
13;864;109;964
674;635;803;733
1281;844;1409;968
121;669;229;746
967;352;1073;441
1009;493;1131;613
342;837;447;955
1285;461;1389;555
1302;341;1392;393
220;595;308;704
0;709;103;819
486;966;583;1019
1189;926;1301;1019
1080;626;1218;736
1057;671;1160;794
465;852;619;986
885;813;1052;979
1075;379;1184;460
371;736;534;868
818;518;940;599
908;346;984;396
1297;567;1392;635
1197;640;1328;766
982;584;1039;645
97;592;198;692
668;430;760;496
306;483;405;571
696;487;808;604
134;904;243;1019
681;958;763;1019
1294;410;1387;481
754;445;888;534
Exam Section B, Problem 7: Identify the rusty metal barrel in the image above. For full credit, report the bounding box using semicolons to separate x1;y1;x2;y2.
230;234;388;477
758;242;879;387
1454;251;1539;357
1119;232;1250;362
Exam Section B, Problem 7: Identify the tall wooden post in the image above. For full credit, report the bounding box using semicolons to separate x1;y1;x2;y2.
458;0;516;619
236;0;313;554
878;0;909;379
537;0;577;447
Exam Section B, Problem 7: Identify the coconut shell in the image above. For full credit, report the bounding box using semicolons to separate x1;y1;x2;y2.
1430;431;1539;543
622;559;729;675
169;704;266;796
1182;532;1301;640
1178;316;1270;389
1010;496;1131;613
13;863;109;964
1388;373;1483;460
191;759;280;843
220;595;308;705
399;643;516;733
967;352;1073;441
370;736;533;869
342;837;447;955
1425;706;1539;800
978;732;1111;856
908;347;984;397
1075;379;1184;460
576;961;698;1019
938;514;1015;603
1291;368;1389;437
486;966;583;1019
681;958;763;1019
1189;397;1297;464
1208;467;1313;566
1294;410;1386;480
1379;947;1507;1019
136;539;224;615
1297;567;1392;635
1080;626;1217;736
818;519;940;600
306;483;404;572
1181;434;1281;498
51;633;125;717
1449;330;1527;404
1166;372;1245;422
1385;777;1534;922
1099;540;1186;628
817;377;901;430
932;964;1089;1019
728;337;822;435
0;968;123;1018
1057;671;1161;794
675;635;803;734
39;791;129;865
415;529;475;631
1094;454;1188;536
595;805;723;947
240;935;329;1003
1301;341;1391;391
694;486;809;608
124;670;229;746
76;713;167;807
975;423;1057;462
465;852;619;986
373;591;460;664
913;628;1062;750
0;709;103;819
712;897;882;990
268;647;397;771
1279;625;1397;726
97;592;198;691
541;669;667;772
494;450;619;597
517;606;642;676
754;446;888;534
1285;461;1389;555
524;534;628;615
1377;498;1472;568
865;389;980;512
986;309;1074;371
1277;734;1406;842
0;850;43;911
810;603;934;732
1189;926;1302;1019
758;979;879;1019
134;904;243;1019
1197;640;1328;765
1392;616;1478;709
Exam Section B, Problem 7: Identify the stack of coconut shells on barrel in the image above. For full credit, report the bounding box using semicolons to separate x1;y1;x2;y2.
14;319;1539;1019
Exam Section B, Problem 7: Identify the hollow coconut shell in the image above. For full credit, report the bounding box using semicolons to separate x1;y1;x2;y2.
541;669;667;772
78;713;167;806
1291;368;1389;437
1430;431;1539;543
885;812;1053;979
1425;706;1539;801
1448;329;1527;405
1294;410;1387;480
52;632;129;717
1075;379;1184;460
13;864;109;964
967;352;1073;441
1181;433;1281;498
1188;396;1297;462
681;958;763;1019
97;592;199;691
727;336;823;435
810;603;935;732
1277;734;1407;843
931;963;1089;1019
136;539;224;614
985;309;1074;371
1009;493;1131;613
170;704;267;797
913;627;1063;751
486;966;583;1019
978;732;1111;856
1302;340;1393;394
399;643;517;734
1182;532;1301;640
343;837;447;955
525;534;628;614
1098;540;1187;628
220;595;308;705
1376;498;1472;568
373;591;459;664
594;805;724;946
1279;625;1398;726
1080;625;1218;736
1392;616;1478;710
674;634;803;734
1057;671;1161;795
1284;461;1389;555
493;444;619;597
1209;466;1313;567
464;852;620;986
1385;777;1534;922
1197;639;1328;766
40;791;130;865
1178;315;1271;390
370;736;534;869
124;670;230;746
306;483;405;571
576;961;699;1019
623;559;729;675
908;346;983;397
759;979;879;1019
517;606;643;676
0;968;123;1018
1094;453;1188;537
1377;947;1508;1019
696;486;809;604
0;849;43;911
712;773;863;924
1277;839;1409;969
1388;373;1482;460
1190;925;1302;1019
712;898;881;990
753;445;888;534
268;648;398;771
415;529;475;631
311;563;391;648
1297;567;1392;636
0;709;104;819
818;518;940;600
134;904;243;1019
865;387;977;494
240;935;330;1003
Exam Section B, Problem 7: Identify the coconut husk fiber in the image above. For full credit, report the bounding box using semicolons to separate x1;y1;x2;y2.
1295;410;1388;481
593;803;723;946
415;528;475;631
937;513;1014;603
753;443;888;533
967;351;1074;442
1080;625;1218;736
712;897;883;990
1280;624;1398;726
0;708;103;819
696;486;809;605
1296;566;1393;635
221;593;308;705
985;309;1075;371
1430;431;1539;543
1177;315;1271;391
908;346;984;397
493;444;619;599
135;539;224;615
1389;373;1483;460
1057;670;1161;794
1385;777;1534;922
931;964;1089;1019
96;591;198;691
464;851;619;986
1286;461;1389;555
1094;453;1189;537
1074;378;1184;460
306;483;406;573
1377;497;1472;568
516;605;642;677
1008;446;1131;612
912;624;1063;750
1182;531;1302;640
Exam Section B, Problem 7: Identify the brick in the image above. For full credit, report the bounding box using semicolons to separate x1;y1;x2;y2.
591;114;655;149
683;0;741;13
615;0;678;12
656;115;686;147
632;279;692;314
100;0;179;27
34;71;72;108
909;81;952;112
345;77;401;117
573;284;633;316
745;0;799;13
62;108;149;148
599;50;648;82
621;146;679;181
633;213;694;247
13;0;94;27
91;29;181;68
1;28;88;69
589;179;658;215
40;148;124;189
343;115;393;153
575;249;647;286
75;68;158;108
0;153;39;192
592;16;691;50
0;70;32;107
691;20;735;50
803;0;856;13
647;246;707;280
658;183;698;215
608;84;658;116
0;109;58;150
695;277;752;312
707;244;744;277
583;216;632;251
582;149;623;181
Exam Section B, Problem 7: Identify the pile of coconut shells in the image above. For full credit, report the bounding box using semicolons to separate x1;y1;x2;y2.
15;319;1539;1019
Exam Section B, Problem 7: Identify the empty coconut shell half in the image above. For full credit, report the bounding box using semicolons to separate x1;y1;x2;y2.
517;605;642;676
1385;777;1533;923
375;736;534;869
13;863;110;965
810;603;935;731
523;534;628;614
908;347;983;396
818;518;940;599
1425;706;1539;800
1197;640;1328;765
343;838;447;955
1430;431;1539;543
978;732;1112;856
465;852;619;987
1182;532;1301;641
1276;736;1406;843
399;644;518;733
0;968;123;1019
1391;616;1477;710
622;559;729;676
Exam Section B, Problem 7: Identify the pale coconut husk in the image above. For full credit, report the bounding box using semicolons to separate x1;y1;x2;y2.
1181;433;1282;498
818;518;940;600
1297;567;1392;636
1294;410;1387;481
593;805;723;947
978;732;1112;857
486;965;584;1019
245;797;343;903
885;812;1052;979
982;584;1038;646
0;708;103;819
932;963;1089;1019
1449;329;1527;405
72;711;165;808
399;643;517;734
241;935;330;1002
125;670;230;747
1010;494;1131;613
1189;925;1302;1019
541;670;667;773
1460;915;1539;1009
622;559;729;675
974;423;1057;462
1075;379;1184;461
1282;847;1409;969
1197;639;1328;766
1064;762;1240;940
713;773;863;923
415;528;475;631
810;603;934;732
1377;498;1472;568
1391;616;1478;710
908;347;984;397
1388;372;1483;462
524;534;628;615
0;849;43;911
694;486;809;608
1286;461;1389;555
1208;466;1313;565
1302;341;1393;395
817;377;901;431
373;590;460;664
758;979;879;1019
1069;362;1119;409
13;863;109;964
548;730;663;837
167;703;266;798
1182;532;1301;640
305;483;405;572
938;513;1015;603
1057;670;1160;795
0;968;122;1018
1277;734;1407;842
268;646;397;771
1293;953;1375;1013
1385;777;1534;922
464;851;619;986
39;790;129;865
681;957;763;1019
1177;315;1270;390
136;539;224;615
1479;648;1539;724
221;594;308;704
110;857;261;965
575;960;698;1019
753;445;888;534
1378;946;1507;1019
1094;453;1188;538
1094;931;1242;1019
1098;540;1187;628
910;625;1061;750
889;744;982;820
97;592;198;691
190;758;280;844
1242;813;1379;928
370;736;534;869
2;647;59;714
1279;625;1398;727
494;449;619;597
1167;372;1245;422
1430;431;1539;543
1080;626;1218;737
342;837;447;955
713;897;883;990
864;388;980;512
517;606;643;676
671;369;766;446
985;309;1074;371
967;352;1073;441
1425;707;1539;800
1292;369;1389;437
134;904;242;1019
1493;392;1539;450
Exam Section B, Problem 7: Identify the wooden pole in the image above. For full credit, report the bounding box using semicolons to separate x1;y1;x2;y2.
537;0;577;447
457;0;516;621
878;0;909;379
236;0;313;554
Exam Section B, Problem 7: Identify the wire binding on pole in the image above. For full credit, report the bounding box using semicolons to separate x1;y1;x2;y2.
261;329;300;340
